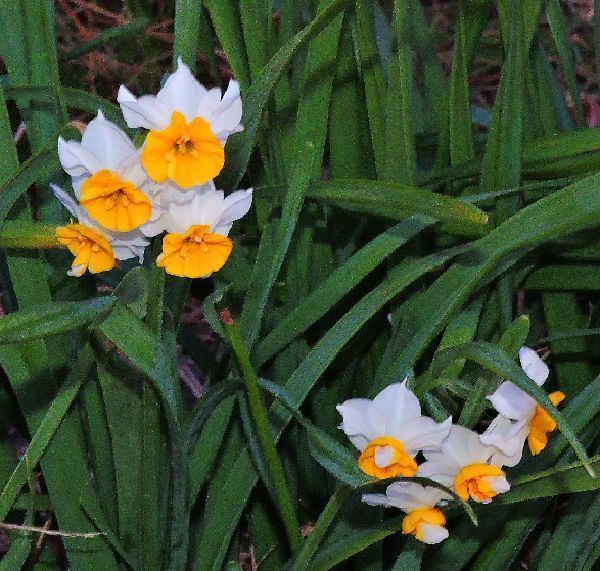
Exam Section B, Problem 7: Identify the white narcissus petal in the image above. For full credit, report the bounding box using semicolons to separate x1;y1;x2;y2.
419;524;449;545
212;189;253;236
416;461;455;488
372;380;422;435
157;57;208;122
480;415;528;467
488;381;536;421
519;346;549;386
385;482;452;511
81;111;137;171
362;482;452;512
361;493;390;508
195;87;224;122
208;80;244;141
51;184;86;220
401;415;452;455
336;399;385;451
419;425;497;484
487;474;511;495
117;85;171;130
58;137;103;177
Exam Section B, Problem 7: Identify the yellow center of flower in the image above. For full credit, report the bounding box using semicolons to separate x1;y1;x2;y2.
55;224;115;277
454;464;505;503
357;437;418;479
141;111;224;188
402;508;446;542
527;391;566;455
156;224;233;279
79;170;151;232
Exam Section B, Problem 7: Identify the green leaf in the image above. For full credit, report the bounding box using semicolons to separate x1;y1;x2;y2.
61;17;149;62
0;296;115;345
255;217;433;365
0;346;92;519
239;0;345;349
0;126;64;225
494;456;600;504
304;180;488;228
217;0;349;191
173;0;201;71
373;171;600;392
0;221;60;248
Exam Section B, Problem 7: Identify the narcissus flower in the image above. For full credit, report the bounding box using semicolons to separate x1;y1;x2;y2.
58;111;152;233
362;482;451;544
337;381;452;479
480;347;565;465
418;425;510;504
53;185;148;277
155;187;252;278
118;58;243;188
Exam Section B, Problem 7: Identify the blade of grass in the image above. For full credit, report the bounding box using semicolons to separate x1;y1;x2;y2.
224;316;302;552
239;0;344;349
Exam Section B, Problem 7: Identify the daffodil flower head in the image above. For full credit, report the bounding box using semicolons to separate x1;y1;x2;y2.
117;57;243;188
52;184;148;277
58;111;151;233
362;482;452;544
155;186;252;279
336;380;452;479
479;347;565;466
418;424;510;504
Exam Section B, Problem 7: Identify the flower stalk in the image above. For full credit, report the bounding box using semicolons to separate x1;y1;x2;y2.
222;310;302;552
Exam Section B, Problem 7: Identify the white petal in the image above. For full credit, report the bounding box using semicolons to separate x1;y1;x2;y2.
81;112;137;171
207;80;244;142
51;184;85;220
385;482;452;511
419;524;449;544
416;461;456;487
374;446;394;468
479;415;528;467
195;87;223;121
401;415;452;455
487;474;511;495
372;380;421;435
212;189;253;236
422;425;494;471
361;493;391;508
488;381;535;421
67;264;86;278
117;85;171;130
157;57;209;121
336;399;385;451
58;137;102;177
519;346;549;386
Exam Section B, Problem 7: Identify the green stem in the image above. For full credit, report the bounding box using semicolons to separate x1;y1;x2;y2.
223;315;302;552
141;242;165;569
291;484;350;570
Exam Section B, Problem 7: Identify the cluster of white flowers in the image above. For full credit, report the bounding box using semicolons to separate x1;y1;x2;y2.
53;58;252;279
337;347;565;544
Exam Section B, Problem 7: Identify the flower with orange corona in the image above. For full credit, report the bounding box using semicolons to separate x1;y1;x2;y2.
480;347;565;466
118;58;243;188
52;185;148;277
363;482;451;544
154;186;252;279
337;381;451;479
58;111;153;234
418;425;510;504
